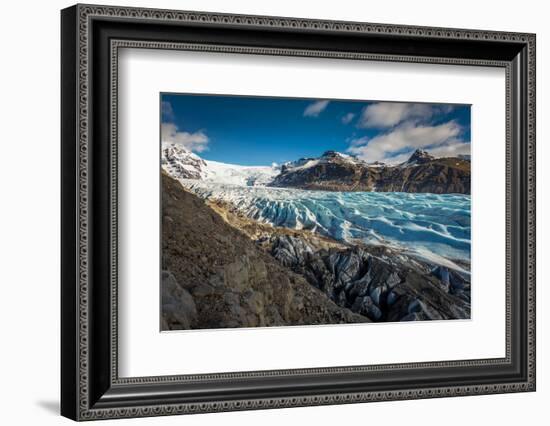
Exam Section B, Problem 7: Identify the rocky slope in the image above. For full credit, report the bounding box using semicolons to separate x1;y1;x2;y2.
270;149;470;194
267;235;470;322
161;172;368;330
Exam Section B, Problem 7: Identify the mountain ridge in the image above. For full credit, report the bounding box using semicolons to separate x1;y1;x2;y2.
270;148;470;193
162;144;470;194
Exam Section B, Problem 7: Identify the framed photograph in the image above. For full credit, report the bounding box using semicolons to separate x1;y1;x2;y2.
61;4;536;421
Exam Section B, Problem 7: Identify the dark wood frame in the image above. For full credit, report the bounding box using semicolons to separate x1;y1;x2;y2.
61;4;536;421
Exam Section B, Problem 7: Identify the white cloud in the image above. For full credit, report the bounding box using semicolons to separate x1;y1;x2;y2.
161;122;209;153
377;151;415;165
303;100;330;117
341;112;355;124
161;100;174;121
380;141;471;164
357;102;436;128
428;141;471;158
347;120;465;164
348;135;368;147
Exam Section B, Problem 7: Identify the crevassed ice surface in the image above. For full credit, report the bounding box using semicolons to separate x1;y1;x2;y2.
181;180;471;269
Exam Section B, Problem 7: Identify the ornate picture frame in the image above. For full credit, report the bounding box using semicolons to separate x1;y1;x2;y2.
61;4;536;421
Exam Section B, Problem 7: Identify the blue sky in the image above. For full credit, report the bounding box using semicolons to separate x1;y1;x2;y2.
161;93;471;166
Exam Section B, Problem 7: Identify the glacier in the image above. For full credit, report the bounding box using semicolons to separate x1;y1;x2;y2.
202;160;279;186
180;180;471;270
161;142;279;186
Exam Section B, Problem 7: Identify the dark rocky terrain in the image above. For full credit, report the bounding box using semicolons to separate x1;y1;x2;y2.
161;172;368;330
266;235;470;322
270;149;470;194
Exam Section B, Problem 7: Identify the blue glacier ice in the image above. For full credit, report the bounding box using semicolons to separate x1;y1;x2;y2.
181;180;471;269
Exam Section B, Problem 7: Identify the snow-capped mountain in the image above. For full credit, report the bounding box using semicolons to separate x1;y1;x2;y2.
399;149;434;168
270;148;470;193
161;142;279;186
162;143;208;180
281;150;365;173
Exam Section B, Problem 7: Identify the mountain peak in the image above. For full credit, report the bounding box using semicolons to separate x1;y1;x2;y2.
320;150;363;164
407;149;434;164
321;150;343;158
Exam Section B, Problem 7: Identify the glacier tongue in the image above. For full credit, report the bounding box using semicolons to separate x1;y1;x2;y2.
202;160;279;186
180;180;471;268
